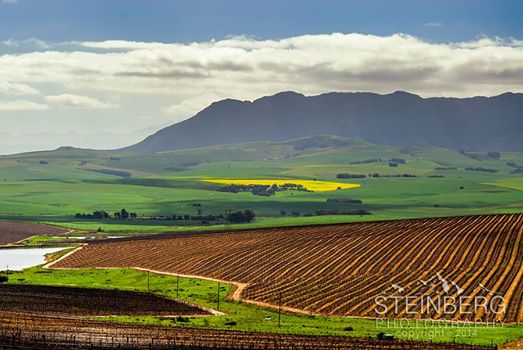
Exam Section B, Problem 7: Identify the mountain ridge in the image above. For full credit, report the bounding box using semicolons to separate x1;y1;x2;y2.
124;91;523;153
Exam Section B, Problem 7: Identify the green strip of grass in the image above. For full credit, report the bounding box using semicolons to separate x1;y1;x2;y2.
6;267;522;346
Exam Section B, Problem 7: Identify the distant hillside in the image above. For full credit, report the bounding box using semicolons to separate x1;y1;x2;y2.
127;91;523;153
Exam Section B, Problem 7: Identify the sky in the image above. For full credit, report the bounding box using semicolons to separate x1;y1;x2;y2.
1;0;523;154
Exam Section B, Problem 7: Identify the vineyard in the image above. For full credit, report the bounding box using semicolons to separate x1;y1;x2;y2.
0;311;494;349
0;221;66;245
0;284;210;317
52;214;523;322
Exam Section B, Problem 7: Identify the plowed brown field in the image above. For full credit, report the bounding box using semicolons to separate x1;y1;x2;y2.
52;214;523;322
0;284;210;316
0;221;66;245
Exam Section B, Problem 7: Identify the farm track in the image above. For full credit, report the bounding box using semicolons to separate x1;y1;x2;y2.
0;312;494;349
51;214;523;322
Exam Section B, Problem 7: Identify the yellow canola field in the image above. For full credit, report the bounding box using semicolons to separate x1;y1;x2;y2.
203;179;361;192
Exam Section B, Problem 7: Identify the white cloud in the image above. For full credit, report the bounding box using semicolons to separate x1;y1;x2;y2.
45;94;118;109
0;100;47;111
1;33;523;142
1;33;521;100
1;0;18;4
424;22;442;27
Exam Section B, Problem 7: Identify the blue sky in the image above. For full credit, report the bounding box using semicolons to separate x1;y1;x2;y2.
1;0;522;43
1;0;523;153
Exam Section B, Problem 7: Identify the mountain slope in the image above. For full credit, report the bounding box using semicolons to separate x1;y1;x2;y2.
125;91;523;153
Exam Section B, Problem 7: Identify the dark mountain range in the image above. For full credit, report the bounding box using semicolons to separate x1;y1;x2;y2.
125;91;523;153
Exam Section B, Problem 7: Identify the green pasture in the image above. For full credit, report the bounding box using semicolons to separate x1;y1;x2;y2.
1;135;522;233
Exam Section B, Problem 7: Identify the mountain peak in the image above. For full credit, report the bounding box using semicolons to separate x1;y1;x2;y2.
254;91;305;104
124;91;523;153
390;90;422;99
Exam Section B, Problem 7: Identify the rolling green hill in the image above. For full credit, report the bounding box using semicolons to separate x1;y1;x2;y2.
1;135;522;233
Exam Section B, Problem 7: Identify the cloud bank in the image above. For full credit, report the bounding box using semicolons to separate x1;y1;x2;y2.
1;33;523;150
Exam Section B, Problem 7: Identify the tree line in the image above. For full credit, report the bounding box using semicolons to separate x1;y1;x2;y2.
75;209;137;220
75;209;256;224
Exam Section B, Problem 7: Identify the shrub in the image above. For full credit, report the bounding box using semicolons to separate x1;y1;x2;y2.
377;332;395;341
0;276;8;283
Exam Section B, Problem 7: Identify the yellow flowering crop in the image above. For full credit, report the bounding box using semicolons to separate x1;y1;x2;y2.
203;179;360;192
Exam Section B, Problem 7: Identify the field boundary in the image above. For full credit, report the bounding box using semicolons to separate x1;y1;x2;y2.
43;244;86;269
132;268;324;316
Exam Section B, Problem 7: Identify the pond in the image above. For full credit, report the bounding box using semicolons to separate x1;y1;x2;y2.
0;247;68;271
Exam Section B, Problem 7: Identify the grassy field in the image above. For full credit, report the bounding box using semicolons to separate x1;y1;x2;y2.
7;266;523;346
1;136;522;235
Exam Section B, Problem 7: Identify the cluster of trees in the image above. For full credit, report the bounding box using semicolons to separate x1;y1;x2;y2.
218;183;310;196
84;208;257;225
149;214;225;222
460;149;502;161
368;173;415;178
381;173;416;178
225;209;256;223
465;167;499;173
74;209;137;220
338;173;417;178
282;209;371;217
336;173;366;179
349;158;381;165
313;209;372;216
435;166;457;170
326;198;363;204
348;158;405;166
279;207;370;217
152;211;256;224
279;210;303;217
